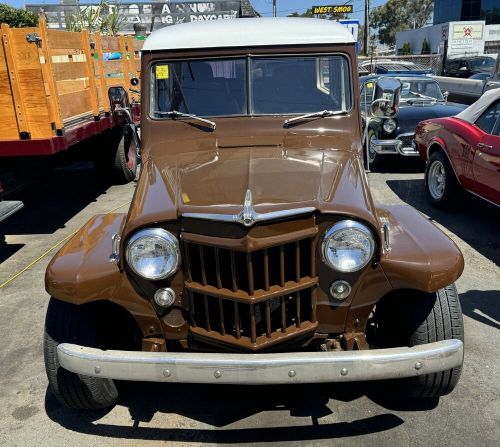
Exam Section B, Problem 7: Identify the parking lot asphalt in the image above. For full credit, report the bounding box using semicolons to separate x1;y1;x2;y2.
0;160;499;447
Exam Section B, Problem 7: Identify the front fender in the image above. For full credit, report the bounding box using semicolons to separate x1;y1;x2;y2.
377;205;464;292
45;213;162;336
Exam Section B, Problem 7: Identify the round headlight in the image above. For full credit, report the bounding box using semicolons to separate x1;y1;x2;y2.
321;220;375;272
126;228;181;280
382;118;397;134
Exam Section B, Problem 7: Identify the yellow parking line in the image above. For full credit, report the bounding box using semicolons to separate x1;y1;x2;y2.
0;202;128;290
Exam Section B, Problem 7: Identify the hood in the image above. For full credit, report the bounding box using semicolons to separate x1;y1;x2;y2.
396;102;467;134
125;147;377;234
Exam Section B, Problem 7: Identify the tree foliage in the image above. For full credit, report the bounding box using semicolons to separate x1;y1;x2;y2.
0;4;38;28
421;37;430;54
370;0;433;46
65;0;124;35
401;41;411;55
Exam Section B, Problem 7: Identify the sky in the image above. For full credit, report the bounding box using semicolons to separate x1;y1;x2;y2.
2;0;388;24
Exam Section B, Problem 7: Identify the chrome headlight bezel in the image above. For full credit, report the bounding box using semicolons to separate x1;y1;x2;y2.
382;118;397;134
321;220;376;273
126;228;181;280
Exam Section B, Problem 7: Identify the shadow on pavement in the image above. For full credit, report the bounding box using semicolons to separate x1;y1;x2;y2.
368;156;425;174
460;290;500;330
45;382;409;442
386;178;500;267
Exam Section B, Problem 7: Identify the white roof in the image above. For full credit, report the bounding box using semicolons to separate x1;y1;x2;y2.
143;18;355;51
455;88;500;124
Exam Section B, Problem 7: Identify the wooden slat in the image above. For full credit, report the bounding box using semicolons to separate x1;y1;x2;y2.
56;79;88;95
47;29;83;50
119;35;129;84
81;29;99;117
103;59;124;75
100;35;120;51
37;15;63;131
0;24;27;138
92;32;109;112
51;61;88;81
58;89;92;120
0;33;20;140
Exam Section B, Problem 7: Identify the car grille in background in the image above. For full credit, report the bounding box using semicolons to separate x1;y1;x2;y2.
182;237;318;349
397;133;414;149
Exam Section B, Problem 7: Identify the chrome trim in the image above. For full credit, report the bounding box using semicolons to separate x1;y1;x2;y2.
126;228;181;280
57;339;464;384
381;222;391;253
109;233;121;265
370;138;401;154
183;190;315;227
396;132;419;156
465;188;500;209
321;220;375;272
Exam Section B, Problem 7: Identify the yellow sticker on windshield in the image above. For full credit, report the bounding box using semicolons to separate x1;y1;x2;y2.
156;65;169;79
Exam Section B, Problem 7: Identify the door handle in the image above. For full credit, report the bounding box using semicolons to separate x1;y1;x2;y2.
477;143;493;150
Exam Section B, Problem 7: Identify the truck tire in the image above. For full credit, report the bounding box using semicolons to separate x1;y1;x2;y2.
365;129;381;170
373;284;464;398
425;151;460;207
112;126;138;184
44;298;118;410
93;126;138;185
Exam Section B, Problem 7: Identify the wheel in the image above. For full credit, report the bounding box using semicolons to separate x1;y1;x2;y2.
93;126;138;184
44;298;118;410
425;151;460;207
365;129;381;169
372;284;464;398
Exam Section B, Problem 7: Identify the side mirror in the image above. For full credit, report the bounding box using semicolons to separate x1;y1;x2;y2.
108;86;132;126
370;77;401;118
130;77;139;86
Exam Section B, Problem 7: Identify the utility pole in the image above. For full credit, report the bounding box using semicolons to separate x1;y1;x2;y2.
273;0;277;17
364;0;370;56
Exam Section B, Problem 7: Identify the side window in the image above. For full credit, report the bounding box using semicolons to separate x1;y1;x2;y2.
475;101;500;134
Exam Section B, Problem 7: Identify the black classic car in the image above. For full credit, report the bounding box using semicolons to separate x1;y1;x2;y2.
360;73;467;168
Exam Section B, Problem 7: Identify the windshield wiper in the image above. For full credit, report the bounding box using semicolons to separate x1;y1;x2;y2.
406;91;440;102
283;110;347;128
154;110;216;130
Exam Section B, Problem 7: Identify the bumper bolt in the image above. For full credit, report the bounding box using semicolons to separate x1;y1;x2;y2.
214;369;222;379
340;368;348;376
94;365;101;374
288;370;296;378
415;361;423;370
163;369;171;378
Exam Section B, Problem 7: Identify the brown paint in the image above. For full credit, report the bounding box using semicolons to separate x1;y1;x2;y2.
45;40;464;352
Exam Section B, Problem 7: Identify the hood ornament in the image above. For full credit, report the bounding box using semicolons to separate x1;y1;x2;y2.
182;188;316;227
238;189;257;226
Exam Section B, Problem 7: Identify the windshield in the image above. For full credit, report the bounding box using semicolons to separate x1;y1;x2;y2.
469;57;495;70
400;79;444;102
151;55;351;118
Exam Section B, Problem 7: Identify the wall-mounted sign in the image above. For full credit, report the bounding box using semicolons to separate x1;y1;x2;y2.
312;5;354;15
27;1;254;32
452;23;484;40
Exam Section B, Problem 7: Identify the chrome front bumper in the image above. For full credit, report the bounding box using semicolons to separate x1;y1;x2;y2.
57;339;463;384
371;137;419;156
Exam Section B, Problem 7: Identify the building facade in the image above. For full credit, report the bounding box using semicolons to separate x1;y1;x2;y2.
434;0;500;25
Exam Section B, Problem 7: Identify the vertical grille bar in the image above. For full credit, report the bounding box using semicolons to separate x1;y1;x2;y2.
184;242;192;282
214;248;222;289
218;298;226;335
247;252;254;295
250;304;257;343
265;300;271;338
295;241;300;282
203;294;211;331
230;250;238;292
311;287;317;322
295;291;301;328
279;245;285;286
233;301;241;339
263;248;270;291
280;296;286;332
190;291;196;327
199;246;207;286
310;238;316;277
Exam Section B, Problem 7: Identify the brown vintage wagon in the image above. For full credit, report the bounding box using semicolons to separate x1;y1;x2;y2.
43;18;464;410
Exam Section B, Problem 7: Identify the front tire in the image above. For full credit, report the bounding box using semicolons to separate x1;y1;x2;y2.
373;284;464;398
44;298;118;410
425;151;460;207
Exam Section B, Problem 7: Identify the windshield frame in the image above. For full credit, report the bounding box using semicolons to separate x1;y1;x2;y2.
398;77;445;103
148;52;354;120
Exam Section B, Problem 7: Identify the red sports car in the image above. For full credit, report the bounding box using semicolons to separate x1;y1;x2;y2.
415;88;500;207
